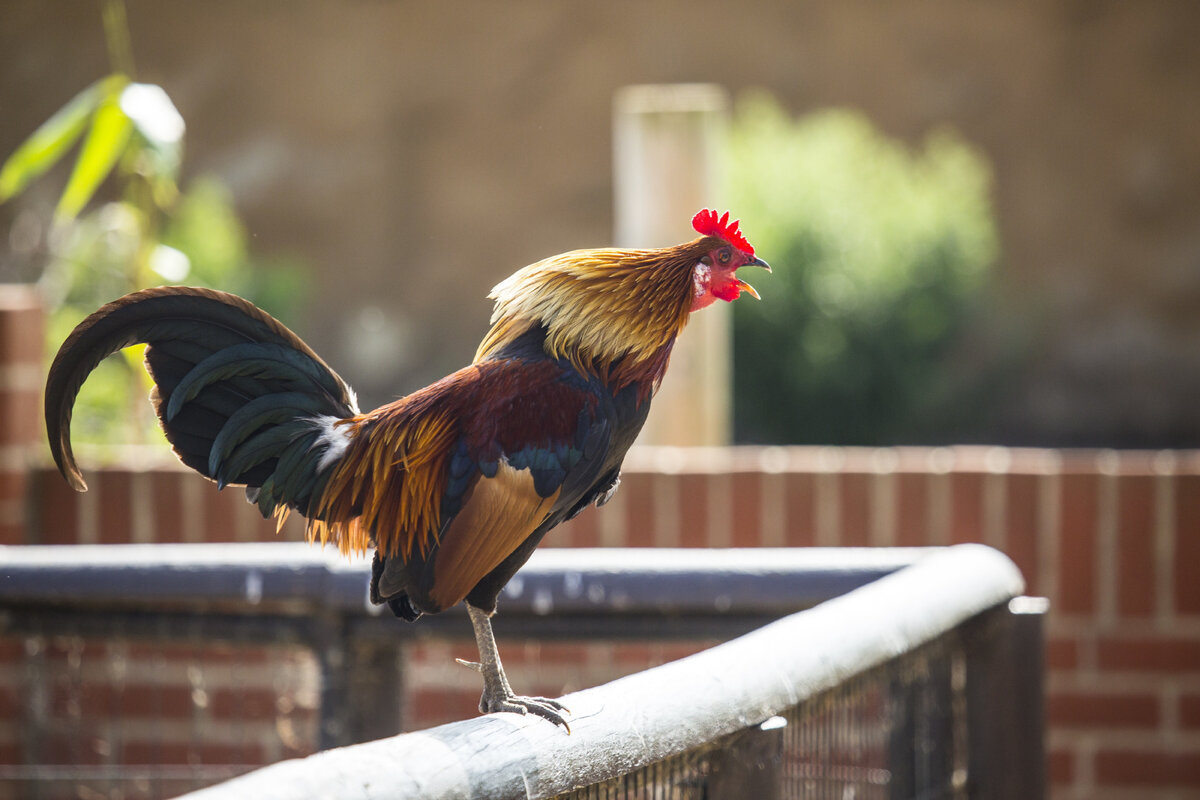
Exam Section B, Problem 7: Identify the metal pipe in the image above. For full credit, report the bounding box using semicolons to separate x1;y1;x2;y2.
171;544;1024;800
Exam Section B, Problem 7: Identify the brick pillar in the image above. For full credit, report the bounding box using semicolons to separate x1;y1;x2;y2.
0;285;43;545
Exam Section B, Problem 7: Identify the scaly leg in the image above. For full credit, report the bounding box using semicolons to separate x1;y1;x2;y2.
457;604;570;731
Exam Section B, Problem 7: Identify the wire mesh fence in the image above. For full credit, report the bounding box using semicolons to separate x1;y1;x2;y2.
0;620;319;800
557;633;962;800
0;545;1041;800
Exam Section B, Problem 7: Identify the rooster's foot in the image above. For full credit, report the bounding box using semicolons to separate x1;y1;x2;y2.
461;606;572;732
480;688;570;730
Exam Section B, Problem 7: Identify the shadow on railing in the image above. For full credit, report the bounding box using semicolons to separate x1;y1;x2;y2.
0;545;1043;799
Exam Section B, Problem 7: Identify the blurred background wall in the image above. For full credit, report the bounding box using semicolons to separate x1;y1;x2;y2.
2;1;1199;447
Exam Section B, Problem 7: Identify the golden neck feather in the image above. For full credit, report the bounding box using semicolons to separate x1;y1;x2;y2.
475;241;708;387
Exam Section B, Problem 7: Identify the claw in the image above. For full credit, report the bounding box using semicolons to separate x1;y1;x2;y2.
481;691;571;732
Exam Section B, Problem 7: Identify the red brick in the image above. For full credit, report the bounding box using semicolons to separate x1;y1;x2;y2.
1180;693;1200;729
949;472;985;544
34;469;78;544
0;470;26;503
121;740;266;766
97;470;133;543
405;688;482;729
520;641;591;666
0;638;22;662
551;503;599;548
0;388;40;447
1005;473;1040;594
1048;747;1075;785
0;741;20;765
121;641;280;666
1096;635;1200;673
1059;472;1099;615
0;298;43;367
1174;475;1200;614
206;485;237;544
621;472;655;547
0;686;20;719
612;642;656;668
0;288;45;364
895;472;929;547
151;470;187;543
572;504;600;547
657;641;715;662
782;472;815;547
730;471;762;547
0;521;24;546
678;473;708;548
51;683;195;719
1117;475;1155;617
838;471;871;547
507;641;566;667
31;733;109;765
1045;636;1079;671
209;687;289;720
1047;689;1160;728
1095;748;1200;786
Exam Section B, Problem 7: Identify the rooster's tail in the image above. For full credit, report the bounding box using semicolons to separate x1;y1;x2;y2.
45;286;358;520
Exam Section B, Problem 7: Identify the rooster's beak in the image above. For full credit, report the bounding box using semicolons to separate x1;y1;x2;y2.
736;256;771;300
736;280;761;300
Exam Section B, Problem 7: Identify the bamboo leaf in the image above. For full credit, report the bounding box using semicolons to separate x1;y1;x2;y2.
120;83;185;177
0;75;127;203
55;89;134;222
121;82;186;208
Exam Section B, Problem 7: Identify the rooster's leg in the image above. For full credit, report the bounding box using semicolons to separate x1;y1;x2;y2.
459;604;570;730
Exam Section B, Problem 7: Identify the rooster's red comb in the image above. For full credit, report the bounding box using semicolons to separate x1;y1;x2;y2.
692;209;754;256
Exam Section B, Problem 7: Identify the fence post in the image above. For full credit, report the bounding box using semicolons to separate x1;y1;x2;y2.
707;717;786;800
313;613;405;749
312;612;350;750
612;83;731;446
887;673;917;799
344;636;405;743
962;598;1047;800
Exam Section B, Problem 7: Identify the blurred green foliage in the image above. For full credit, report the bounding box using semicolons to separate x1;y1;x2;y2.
727;94;999;444
39;179;307;453
1;2;306;455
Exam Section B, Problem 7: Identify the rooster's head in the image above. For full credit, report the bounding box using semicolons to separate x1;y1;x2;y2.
688;209;771;312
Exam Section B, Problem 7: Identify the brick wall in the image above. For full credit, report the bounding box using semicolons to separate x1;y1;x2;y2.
0;285;41;546
3;289;1199;799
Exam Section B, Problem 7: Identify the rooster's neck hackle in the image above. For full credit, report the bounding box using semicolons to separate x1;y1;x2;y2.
476;240;710;390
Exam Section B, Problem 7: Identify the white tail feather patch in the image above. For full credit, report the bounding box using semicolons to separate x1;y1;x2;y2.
312;415;352;472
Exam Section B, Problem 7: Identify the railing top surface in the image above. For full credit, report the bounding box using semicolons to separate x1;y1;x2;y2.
172;544;1025;800
0;543;933;616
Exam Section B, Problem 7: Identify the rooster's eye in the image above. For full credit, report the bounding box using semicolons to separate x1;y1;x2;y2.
718;249;731;264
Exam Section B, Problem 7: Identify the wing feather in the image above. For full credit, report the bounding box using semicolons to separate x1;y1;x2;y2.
429;462;559;610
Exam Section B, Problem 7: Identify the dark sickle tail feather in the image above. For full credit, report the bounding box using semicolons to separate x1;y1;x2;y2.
44;286;358;519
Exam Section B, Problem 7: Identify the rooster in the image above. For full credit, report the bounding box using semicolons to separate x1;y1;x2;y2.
44;209;767;730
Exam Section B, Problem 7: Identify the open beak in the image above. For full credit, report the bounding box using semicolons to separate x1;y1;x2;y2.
736;279;761;301
737;256;771;300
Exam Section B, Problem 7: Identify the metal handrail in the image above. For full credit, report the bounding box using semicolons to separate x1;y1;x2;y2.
0;542;928;615
163;545;1025;800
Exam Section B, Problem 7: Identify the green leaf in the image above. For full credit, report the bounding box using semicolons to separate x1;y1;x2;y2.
120;82;186;210
0;75;127;203
55;87;134;222
120;83;185;180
